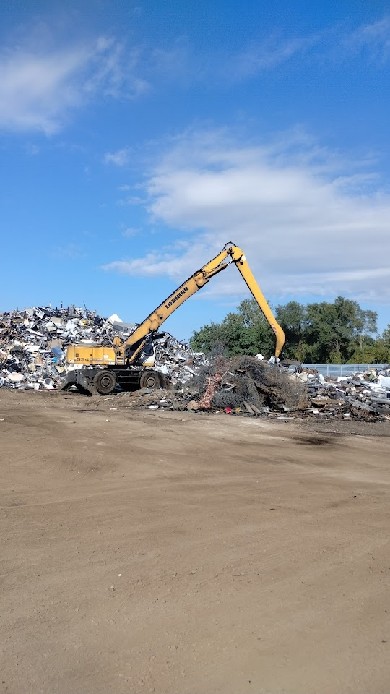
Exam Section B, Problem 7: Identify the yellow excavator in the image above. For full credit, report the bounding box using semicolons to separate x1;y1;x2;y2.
63;242;285;394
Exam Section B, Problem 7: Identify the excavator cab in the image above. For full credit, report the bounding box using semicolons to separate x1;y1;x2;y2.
134;338;156;368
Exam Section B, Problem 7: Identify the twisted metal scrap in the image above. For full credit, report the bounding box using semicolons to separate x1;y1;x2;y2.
197;372;222;409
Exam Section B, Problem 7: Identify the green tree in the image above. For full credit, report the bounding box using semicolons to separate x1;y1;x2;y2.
236;299;276;355
190;296;381;363
190;322;227;353
190;299;275;356
381;325;390;346
349;336;377;363
304;297;377;362
369;325;390;363
275;301;308;361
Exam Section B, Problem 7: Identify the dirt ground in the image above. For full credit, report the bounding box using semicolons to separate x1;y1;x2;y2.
1;389;390;694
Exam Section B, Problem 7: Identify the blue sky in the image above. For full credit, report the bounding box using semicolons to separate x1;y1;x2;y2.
1;0;390;340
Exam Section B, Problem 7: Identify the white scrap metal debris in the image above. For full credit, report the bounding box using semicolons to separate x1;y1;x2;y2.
0;306;389;420
0;305;206;391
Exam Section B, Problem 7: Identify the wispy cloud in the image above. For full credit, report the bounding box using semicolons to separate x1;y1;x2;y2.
121;226;140;238
2;14;389;136
51;242;85;260
103;242;208;279
147;39;193;85
225;16;390;80
24;143;40;156
343;17;390;63
103;128;390;303
229;35;316;79
104;147;132;166
0;35;149;134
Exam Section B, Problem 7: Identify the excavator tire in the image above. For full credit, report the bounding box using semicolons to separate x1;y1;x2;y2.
139;370;165;390
94;370;117;395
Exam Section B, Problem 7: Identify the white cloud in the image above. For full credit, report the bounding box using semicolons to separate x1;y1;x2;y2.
230;35;316;79
343;17;390;62
225;18;390;80
3;15;388;136
0;36;149;134
104;147;132;166
121;226;140;238
103;242;210;278
103;129;390;303
51;242;84;260
0;48;84;133
25;143;40;156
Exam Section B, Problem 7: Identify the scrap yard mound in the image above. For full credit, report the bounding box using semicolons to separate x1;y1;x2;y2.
1;305;390;421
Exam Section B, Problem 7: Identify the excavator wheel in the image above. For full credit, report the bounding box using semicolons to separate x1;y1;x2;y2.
139;370;165;390
94;370;117;395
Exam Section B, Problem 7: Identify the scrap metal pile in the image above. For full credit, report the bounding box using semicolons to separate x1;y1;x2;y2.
153;333;206;385
120;357;390;421
111;356;307;415
1;305;389;421
295;367;390;420
0;305;204;391
104;355;305;415
188;355;308;414
0;306;114;390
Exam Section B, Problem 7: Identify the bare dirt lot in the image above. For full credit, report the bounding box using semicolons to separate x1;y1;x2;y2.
1;389;390;694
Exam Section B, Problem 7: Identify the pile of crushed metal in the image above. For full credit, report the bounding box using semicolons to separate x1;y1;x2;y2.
295;367;390;421
0;305;115;390
0;305;203;391
115;356;390;422
1;305;389;421
111;355;306;416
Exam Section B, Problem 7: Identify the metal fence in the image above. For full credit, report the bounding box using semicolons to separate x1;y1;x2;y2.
302;363;389;377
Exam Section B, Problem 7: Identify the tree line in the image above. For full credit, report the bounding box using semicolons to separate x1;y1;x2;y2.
190;296;390;364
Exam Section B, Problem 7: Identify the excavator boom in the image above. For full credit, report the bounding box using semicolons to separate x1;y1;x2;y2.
113;242;285;364
114;246;234;364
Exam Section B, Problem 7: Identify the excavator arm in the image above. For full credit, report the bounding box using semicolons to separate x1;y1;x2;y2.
114;242;285;365
229;245;285;358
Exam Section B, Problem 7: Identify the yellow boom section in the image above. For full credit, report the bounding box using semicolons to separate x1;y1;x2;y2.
112;242;285;364
229;246;286;358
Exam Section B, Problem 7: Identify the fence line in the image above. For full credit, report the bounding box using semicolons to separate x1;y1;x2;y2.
302;363;389;377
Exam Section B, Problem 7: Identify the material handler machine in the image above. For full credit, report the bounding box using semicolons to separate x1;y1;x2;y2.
63;242;285;395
